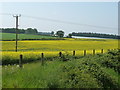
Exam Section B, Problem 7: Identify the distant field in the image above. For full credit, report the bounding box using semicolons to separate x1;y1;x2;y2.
0;33;58;40
1;33;118;65
1;38;118;51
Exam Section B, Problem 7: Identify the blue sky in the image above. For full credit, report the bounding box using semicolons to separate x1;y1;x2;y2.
1;2;118;35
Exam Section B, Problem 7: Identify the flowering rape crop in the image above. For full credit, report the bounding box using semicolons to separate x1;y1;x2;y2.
1;38;118;65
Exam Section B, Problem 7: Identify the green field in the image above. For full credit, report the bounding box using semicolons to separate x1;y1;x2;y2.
1;33;58;40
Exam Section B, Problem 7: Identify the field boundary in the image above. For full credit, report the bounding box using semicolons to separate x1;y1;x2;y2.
2;49;116;67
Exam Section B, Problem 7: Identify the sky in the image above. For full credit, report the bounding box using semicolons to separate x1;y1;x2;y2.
0;2;118;35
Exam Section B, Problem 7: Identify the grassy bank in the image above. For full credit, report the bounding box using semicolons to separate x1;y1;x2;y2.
2;49;120;88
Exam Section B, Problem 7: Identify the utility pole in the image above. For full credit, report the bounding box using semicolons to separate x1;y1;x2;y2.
13;14;21;52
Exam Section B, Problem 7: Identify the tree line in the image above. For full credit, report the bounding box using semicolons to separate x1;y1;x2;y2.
1;28;118;39
71;32;120;39
0;28;38;34
0;28;65;38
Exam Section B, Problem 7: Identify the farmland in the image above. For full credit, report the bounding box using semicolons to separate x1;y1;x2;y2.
1;38;118;65
1;1;119;88
1;33;59;41
2;38;118;51
1;35;119;88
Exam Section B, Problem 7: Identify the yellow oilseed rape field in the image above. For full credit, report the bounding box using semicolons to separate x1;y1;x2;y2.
2;38;118;51
1;38;119;65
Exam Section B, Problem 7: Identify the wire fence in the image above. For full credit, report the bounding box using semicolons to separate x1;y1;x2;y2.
18;49;113;68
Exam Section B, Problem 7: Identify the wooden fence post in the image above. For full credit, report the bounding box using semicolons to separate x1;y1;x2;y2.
19;54;23;68
93;49;95;55
101;49;103;54
41;53;44;65
73;50;75;56
59;52;62;57
84;50;86;56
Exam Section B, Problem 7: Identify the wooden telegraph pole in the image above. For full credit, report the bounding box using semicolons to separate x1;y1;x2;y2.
13;14;21;52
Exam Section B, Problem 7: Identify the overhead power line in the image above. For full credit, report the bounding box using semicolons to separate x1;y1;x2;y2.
0;13;12;16
0;13;118;30
22;15;117;30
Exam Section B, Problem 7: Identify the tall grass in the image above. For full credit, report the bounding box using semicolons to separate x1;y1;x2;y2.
2;50;120;88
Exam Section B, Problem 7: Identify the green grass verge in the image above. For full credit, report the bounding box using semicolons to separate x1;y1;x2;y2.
2;49;120;88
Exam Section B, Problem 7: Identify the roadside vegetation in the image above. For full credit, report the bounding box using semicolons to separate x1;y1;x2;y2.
2;49;120;88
